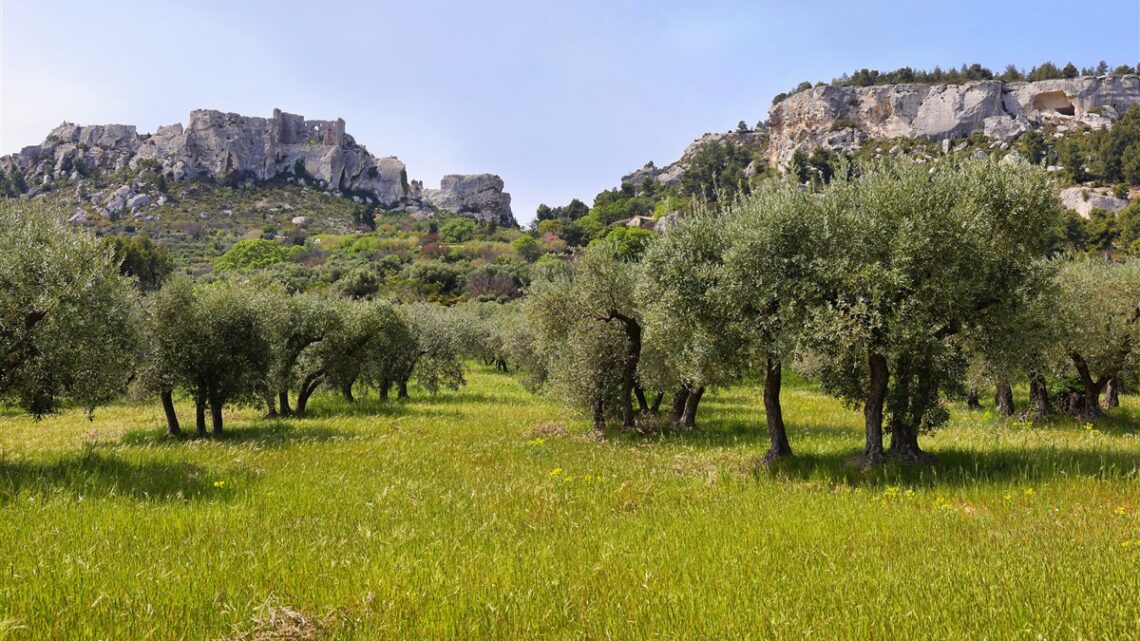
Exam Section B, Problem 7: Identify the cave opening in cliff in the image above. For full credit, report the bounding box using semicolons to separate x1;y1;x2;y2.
1032;90;1075;116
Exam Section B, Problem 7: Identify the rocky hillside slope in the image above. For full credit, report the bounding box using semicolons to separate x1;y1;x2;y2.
0;109;516;226
768;75;1140;167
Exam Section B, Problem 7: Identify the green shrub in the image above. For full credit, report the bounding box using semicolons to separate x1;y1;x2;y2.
512;235;543;262
440;217;478;243
215;239;291;271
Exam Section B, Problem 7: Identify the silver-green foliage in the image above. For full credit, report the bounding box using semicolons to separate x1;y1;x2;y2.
142;277;274;426
0;203;137;415
810;159;1065;445
1053;258;1140;411
525;247;635;423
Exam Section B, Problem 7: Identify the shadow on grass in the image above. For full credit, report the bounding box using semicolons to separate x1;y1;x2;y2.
754;446;1140;487
607;405;1139;488
301;396;464;420
120;420;351;448
0;449;246;503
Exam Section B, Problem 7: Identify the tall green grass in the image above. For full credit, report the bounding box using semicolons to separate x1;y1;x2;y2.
0;368;1137;640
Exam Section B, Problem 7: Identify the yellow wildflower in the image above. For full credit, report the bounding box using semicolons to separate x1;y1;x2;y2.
548;467;563;478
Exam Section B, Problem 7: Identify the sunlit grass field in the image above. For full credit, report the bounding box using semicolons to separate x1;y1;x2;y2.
1;366;1137;640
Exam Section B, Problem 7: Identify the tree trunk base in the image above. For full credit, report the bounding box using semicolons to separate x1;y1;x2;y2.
888;447;935;465
847;448;889;468
761;446;793;464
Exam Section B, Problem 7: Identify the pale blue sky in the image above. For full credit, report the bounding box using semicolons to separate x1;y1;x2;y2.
2;1;1138;222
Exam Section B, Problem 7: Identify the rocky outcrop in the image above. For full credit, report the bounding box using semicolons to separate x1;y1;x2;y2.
1059;186;1130;218
1;109;514;225
768;75;1140;168
422;175;516;227
621;129;768;188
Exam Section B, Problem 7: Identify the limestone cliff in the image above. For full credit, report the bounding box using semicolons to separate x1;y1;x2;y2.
1;109;516;227
767;75;1140;168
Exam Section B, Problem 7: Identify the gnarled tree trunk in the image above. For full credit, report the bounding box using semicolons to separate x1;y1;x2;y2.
608;311;642;431
763;357;792;461
861;350;888;464
278;390;292;416
161;389;180;436
209;392;224;435
650;391;664;415
680;386;705;429
670;385;689;424
994;380;1014;417
966;388;980;409
886;357;933;463
195;387;208;436
1104;377;1120;409
1071;352;1107;420
397;379;409;399
634;385;649;415
263;390;277;418
295;370;325;415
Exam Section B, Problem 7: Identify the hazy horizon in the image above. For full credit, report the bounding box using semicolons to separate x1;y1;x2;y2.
2;0;1138;223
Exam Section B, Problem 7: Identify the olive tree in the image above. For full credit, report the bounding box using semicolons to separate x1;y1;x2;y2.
264;291;341;415
809;159;1064;463
0;203;136;416
526;261;628;431
141;278;272;434
139;277;199;434
1053;258;1140;418
963;264;1060;420
572;241;645;429
298;300;408;407
639;205;742;430
399;304;468;396
720;181;827;459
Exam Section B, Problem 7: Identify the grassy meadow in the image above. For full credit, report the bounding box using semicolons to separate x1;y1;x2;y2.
0;366;1137;640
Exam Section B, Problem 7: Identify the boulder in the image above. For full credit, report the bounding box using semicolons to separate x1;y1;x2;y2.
1059;187;1130;218
127;194;150;210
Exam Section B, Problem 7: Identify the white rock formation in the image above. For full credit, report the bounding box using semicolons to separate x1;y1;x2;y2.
768;75;1140;168
1059;187;1130;218
1;109;515;225
422;174;516;227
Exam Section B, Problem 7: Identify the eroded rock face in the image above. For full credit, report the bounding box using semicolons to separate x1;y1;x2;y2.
422;174;516;227
768;75;1140;168
129;109;409;206
1;109;515;225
